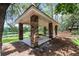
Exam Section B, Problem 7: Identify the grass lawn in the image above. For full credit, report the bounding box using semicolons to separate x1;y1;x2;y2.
72;38;79;46
2;36;19;43
2;31;43;43
2;32;30;43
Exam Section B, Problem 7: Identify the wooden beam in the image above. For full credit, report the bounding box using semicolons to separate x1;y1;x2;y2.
55;25;58;36
19;23;23;40
30;15;38;47
48;23;53;39
43;26;47;36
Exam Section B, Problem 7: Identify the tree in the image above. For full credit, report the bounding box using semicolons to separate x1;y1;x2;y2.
5;3;31;32
0;3;10;46
32;3;40;8
55;3;78;14
38;3;54;18
55;3;79;31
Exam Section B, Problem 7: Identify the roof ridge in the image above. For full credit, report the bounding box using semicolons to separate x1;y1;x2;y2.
15;4;59;24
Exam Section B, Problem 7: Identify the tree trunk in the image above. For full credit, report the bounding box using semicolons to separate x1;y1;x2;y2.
0;3;10;51
70;22;75;32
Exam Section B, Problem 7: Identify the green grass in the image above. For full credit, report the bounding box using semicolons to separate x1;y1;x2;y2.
2;36;19;43
2;32;30;43
72;38;79;46
23;32;30;38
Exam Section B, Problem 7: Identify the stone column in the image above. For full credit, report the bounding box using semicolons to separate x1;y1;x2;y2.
55;25;58;36
48;23;53;39
19;23;23;40
43;27;47;36
30;15;38;47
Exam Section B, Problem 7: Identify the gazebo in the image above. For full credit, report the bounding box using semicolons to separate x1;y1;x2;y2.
16;5;59;47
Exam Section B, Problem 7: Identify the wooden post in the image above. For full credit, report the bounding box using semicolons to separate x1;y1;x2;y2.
48;23;53;39
30;15;38;47
43;27;47;36
19;23;23;40
55;25;58;36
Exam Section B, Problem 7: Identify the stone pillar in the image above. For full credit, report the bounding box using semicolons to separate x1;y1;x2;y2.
19;23;23;40
48;23;53;39
43;27;47;36
55;25;58;36
30;15;38;47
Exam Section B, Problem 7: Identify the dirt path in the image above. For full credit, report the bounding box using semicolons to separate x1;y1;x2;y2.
57;31;79;38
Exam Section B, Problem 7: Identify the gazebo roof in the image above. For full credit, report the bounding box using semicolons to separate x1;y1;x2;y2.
16;5;59;27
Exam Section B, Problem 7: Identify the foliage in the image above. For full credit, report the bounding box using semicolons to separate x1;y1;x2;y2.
5;3;31;32
72;30;79;35
39;3;54;18
55;3;79;31
23;32;30;38
55;3;78;14
72;38;79;46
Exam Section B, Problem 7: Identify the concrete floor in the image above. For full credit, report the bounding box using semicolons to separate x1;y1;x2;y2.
21;36;51;46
